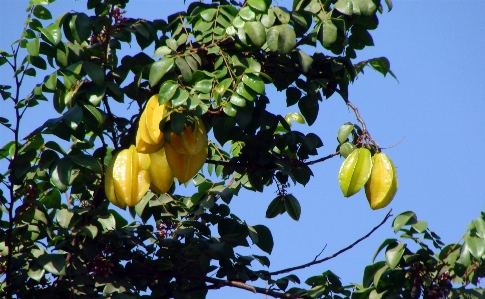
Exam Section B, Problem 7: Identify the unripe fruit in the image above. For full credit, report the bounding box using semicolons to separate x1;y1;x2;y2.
148;147;174;193
105;145;151;207
338;147;372;197
365;153;398;210
167;117;208;155
165;142;208;183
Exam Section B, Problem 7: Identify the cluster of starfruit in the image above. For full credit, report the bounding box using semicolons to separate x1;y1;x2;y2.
105;95;208;208
336;123;398;210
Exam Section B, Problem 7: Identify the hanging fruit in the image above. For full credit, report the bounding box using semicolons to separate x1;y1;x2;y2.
338;147;372;197
104;145;151;208
365;152;398;210
167;117;208;155
165;141;208;184
148;147;174;193
136;95;169;153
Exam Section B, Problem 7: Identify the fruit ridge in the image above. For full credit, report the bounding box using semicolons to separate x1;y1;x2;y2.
365;152;398;210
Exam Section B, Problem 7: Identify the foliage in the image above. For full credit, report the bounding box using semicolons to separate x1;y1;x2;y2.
0;0;484;298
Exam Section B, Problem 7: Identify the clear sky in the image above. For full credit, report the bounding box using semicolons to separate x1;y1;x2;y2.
1;0;485;297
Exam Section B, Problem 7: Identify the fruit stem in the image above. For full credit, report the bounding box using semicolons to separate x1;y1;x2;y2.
346;101;380;151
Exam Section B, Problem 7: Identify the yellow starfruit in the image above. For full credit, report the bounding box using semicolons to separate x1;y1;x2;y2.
149;147;174;193
167;117;208;155
136;95;168;153
365;153;398;210
105;145;151;207
338;147;372;197
165;142;208;183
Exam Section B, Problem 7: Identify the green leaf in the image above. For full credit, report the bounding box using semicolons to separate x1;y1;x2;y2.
81;225;98;239
159;80;178;104
83;61;105;86
193;79;213;94
392;211;416;233
26;37;40;57
149;57;174;87
465;235;485;259
385;242;404;270
33;5;52;20
319;20;337;49
242;73;265;94
372;238;397;263
175;57;193;83
28;262;45;281
239;7;256;21
252;224;274;254
29;55;47;70
248;0;271;13
37;254;66;276
171;88;189;107
272;7;291;24
44;72;57;90
284;194;301;221
352;0;377;17
49;158;73;192
230;93;246;107
334;0;353;15
473;217;485;238
373;264;389;287
266;196;285;218
56;209;74;228
459;242;472;267
284;112;305;125
266;25;296;54
244;21;266;47
97;214;116;232
39;23;61;46
154;46;172;57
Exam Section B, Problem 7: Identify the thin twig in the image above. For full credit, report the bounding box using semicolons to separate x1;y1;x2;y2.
269;209;393;276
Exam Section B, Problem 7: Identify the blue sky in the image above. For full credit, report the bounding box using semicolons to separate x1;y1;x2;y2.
1;0;485;297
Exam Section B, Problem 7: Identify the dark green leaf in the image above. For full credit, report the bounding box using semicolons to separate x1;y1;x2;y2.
70;13;91;43
284;194;301;221
266;196;285;218
69;154;102;173
37;254;66;276
298;95;319;126
253;224;274;254
175;57;193;83
83;61;105;86
319;20;337;49
33;5;52;20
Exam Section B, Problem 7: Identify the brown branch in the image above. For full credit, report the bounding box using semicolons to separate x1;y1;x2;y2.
269;209;393;276
134;270;303;299
303;152;339;166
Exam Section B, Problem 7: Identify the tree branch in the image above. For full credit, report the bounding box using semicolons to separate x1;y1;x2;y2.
269;209;393;276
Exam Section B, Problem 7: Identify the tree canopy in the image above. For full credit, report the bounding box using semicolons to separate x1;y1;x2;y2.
1;0;484;298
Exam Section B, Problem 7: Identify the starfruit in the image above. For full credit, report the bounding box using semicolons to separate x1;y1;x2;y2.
365;153;398;210
149;147;174;193
165;142;208;183
338;147;372;197
136;95;168;153
167;117;208;155
105;145;151;207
